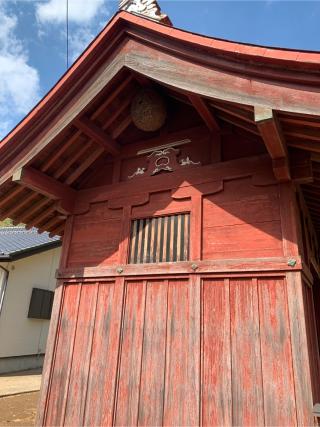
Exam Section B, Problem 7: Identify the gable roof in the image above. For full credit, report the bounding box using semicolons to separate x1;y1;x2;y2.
0;10;319;239
1;10;320;152
0;227;61;261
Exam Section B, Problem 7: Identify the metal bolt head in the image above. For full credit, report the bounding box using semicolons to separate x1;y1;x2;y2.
191;263;198;271
287;259;297;267
117;267;124;274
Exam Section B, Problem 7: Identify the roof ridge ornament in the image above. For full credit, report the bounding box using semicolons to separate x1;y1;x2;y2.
119;0;172;25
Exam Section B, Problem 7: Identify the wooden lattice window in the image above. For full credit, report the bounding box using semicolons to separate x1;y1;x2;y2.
129;213;190;264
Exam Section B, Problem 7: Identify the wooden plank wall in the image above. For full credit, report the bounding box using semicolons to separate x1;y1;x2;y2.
67;172;282;268
41;275;317;426
202;177;282;259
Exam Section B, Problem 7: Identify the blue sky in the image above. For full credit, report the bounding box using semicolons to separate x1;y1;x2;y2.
0;0;320;140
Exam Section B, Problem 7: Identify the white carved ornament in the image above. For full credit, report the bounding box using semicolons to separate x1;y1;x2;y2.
119;0;170;23
128;144;201;179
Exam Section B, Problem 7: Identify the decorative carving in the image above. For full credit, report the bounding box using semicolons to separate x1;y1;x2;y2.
119;0;171;24
131;89;167;132
128;167;146;179
180;157;201;167
128;140;200;179
148;147;179;175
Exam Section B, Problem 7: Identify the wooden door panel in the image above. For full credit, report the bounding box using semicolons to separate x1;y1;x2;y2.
114;281;146;426
42;275;304;426
84;280;124;426
258;277;296;426
202;279;232;426
230;279;264;426
163;277;201;426
45;284;81;426
64;284;98;426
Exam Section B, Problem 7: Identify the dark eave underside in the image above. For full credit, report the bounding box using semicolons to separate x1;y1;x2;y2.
0;68;319;239
0;12;319;238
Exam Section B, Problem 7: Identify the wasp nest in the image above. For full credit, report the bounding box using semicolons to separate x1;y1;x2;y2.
131;89;167;132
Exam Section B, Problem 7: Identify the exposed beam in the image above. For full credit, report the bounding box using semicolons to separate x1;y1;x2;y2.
216;113;260;135
40;130;81;173
0;192;38;221
12;167;76;215
112;115;132;139
254;106;290;182
210;102;254;125
288;140;320;154
13;197;51;225
280;117;320;129
38;216;63;234
65;147;104;186
284;128;320;142
188;94;220;132
102;97;132;131
92;74;133;119
49;222;65;238
290;150;313;184
53;141;91;180
74;116;120;156
25;206;55;231
0;186;24;209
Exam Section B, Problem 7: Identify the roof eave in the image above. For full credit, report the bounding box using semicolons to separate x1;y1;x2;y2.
1;10;320;151
0;240;61;262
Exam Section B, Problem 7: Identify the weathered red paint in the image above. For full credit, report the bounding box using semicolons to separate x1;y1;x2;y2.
0;7;317;427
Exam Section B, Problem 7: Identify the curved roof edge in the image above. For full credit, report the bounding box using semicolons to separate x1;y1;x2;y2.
1;10;320;149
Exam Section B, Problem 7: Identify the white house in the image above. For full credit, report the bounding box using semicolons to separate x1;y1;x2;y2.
0;227;61;373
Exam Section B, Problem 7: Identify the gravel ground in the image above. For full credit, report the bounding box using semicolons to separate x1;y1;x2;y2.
0;392;39;427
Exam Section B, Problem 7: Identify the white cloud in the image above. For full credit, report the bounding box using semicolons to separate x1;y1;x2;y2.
69;26;95;62
0;2;40;139
35;0;110;64
36;0;106;25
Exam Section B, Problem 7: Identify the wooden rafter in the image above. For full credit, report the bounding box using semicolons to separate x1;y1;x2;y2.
188;94;220;133
25;206;55;231
40;131;82;173
0;192;38;221
112;115;132;139
284;127;320;142
0;186;24;209
92;74;133;119
53;142;91;180
210;102;254;125
38;216;63;234
288;140;320;154
280;117;320;128
216;113;260;136
254;106;290;182
49;222;65;237
102;97;132;131
74;116;120;156
65;147;104;185
289;150;313;184
12;167;76;215
13;197;51;225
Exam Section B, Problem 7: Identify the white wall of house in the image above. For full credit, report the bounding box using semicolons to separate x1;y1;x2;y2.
0;247;61;362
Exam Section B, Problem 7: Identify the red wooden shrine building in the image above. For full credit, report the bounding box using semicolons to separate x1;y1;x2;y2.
0;1;320;425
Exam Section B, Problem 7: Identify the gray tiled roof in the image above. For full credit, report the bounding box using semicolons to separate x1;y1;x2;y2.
0;227;61;260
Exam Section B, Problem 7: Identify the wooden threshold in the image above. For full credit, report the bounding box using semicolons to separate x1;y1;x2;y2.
57;256;302;280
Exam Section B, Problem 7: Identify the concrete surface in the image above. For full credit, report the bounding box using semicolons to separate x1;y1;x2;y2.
0;391;39;426
0;368;42;397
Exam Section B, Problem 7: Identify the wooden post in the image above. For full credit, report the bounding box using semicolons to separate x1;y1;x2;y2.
286;271;316;426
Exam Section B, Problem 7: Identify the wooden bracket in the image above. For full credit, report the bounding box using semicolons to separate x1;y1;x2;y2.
254;106;290;182
290;149;313;184
74;116;121;156
12;167;76;215
188;94;220;133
